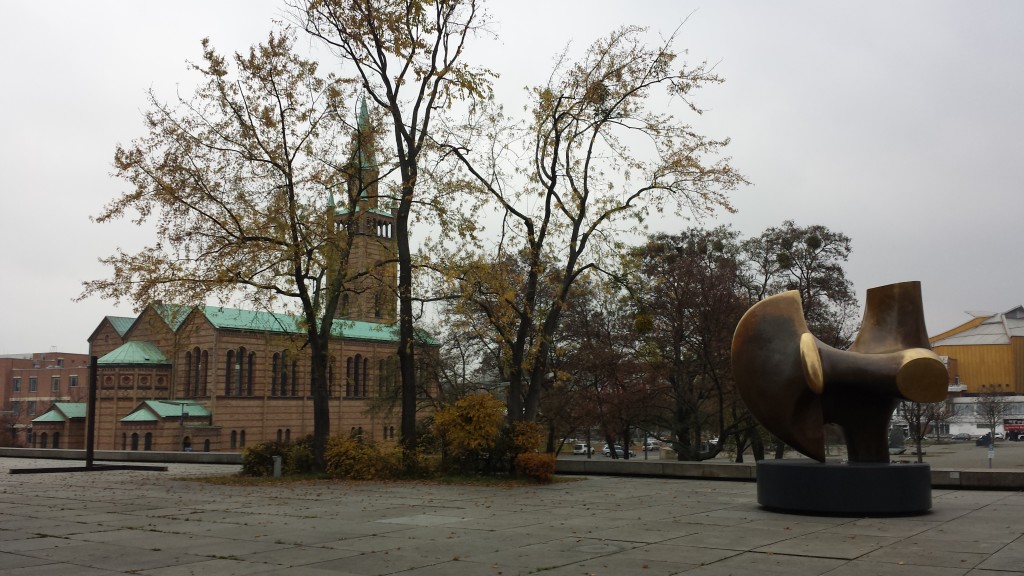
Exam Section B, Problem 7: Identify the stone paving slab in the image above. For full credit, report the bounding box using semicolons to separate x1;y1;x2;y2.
3;457;1024;575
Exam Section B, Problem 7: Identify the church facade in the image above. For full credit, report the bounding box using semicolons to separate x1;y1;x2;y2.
32;102;435;453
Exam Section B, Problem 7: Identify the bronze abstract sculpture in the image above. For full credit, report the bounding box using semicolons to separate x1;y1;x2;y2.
733;281;948;462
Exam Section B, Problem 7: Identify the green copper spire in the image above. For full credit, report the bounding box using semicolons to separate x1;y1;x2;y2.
355;95;376;170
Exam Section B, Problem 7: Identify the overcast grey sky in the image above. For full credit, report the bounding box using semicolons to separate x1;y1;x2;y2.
1;1;1022;354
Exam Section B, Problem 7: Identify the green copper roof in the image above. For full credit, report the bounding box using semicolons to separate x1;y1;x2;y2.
333;206;392;218
97;341;170;365
32;402;86;423
32;411;66;423
121;410;158;422
121;400;210;423
201;306;436;344
53;402;87;419
145;400;210;418
153;303;191;331
107;316;136;336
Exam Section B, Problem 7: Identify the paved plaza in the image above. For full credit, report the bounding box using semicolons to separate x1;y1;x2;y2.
1;457;1024;576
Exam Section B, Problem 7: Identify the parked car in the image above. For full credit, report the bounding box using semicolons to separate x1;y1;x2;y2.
642;441;659;452
601;444;636;457
996;432;1005;440
951;432;972;441
572;443;594;455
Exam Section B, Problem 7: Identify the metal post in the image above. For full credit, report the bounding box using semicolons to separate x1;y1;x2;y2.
85;356;98;469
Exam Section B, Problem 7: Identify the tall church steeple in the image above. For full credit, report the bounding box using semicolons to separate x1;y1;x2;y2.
333;97;397;324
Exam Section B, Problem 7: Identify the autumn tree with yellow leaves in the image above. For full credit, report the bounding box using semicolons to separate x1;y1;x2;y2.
436;25;746;425
81;31;373;470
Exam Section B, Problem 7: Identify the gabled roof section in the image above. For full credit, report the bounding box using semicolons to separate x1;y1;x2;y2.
108;316;136;336
97;341;170;365
152;303;191;331
88;315;137;344
53;402;87;419
931;306;1024;347
121;400;210;423
31;402;87;423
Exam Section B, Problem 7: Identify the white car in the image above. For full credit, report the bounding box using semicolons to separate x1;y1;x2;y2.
572;443;594;455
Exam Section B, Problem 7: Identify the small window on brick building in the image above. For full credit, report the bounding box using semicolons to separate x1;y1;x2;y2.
69;375;78;388
28;377;37;392
12;377;20;392
51;376;60;392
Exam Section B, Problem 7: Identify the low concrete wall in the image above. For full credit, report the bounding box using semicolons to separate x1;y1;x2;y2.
0;447;242;465
557;458;1024;490
556;458;755;481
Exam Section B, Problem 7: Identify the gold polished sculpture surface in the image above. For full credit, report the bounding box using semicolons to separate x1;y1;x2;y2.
732;281;948;463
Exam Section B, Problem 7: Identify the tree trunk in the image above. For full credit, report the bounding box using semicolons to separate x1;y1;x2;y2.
396;185;417;459
751;432;765;461
773;439;786;459
309;338;330;472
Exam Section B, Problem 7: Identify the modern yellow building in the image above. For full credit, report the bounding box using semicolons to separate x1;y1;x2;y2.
930;306;1024;395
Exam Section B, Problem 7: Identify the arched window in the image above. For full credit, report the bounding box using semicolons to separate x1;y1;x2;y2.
390;426;395;439
362;357;369;397
290;359;298;397
271;353;280;396
240;430;246;448
281;351;290;397
40;432;47;449
131;433;139;450
233;347;246;396
200;350;209;396
203;439;210;452
192;347;203;396
346;357;353;397
328;356;336;397
379;359;386;396
225;350;234;396
183;437;192;451
122;433;127;450
230;430;237;449
276;429;283;442
52;432;60;449
373;293;383;319
246;351;255;396
144;432;153;451
185;350;193;396
353;354;362;397
285;429;291;443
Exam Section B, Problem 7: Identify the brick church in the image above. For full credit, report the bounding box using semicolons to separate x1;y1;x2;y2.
33;102;435;453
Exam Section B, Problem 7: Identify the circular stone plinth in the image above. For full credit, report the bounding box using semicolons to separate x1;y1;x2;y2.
756;460;931;515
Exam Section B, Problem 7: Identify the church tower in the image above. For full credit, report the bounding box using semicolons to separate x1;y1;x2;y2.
333;98;397;324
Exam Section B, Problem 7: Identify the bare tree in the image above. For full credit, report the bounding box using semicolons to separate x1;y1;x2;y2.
976;384;1012;446
300;0;493;454
895;400;954;463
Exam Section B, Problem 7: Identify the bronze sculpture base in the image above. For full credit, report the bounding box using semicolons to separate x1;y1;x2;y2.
756;460;931;515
